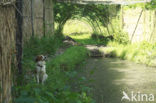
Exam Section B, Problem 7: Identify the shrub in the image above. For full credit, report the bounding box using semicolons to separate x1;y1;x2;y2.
113;30;130;44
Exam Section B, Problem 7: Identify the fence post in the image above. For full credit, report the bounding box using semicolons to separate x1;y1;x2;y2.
31;0;34;37
16;0;23;75
43;0;46;36
44;0;55;35
131;9;143;42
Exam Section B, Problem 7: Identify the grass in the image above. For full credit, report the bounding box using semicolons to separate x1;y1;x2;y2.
14;36;94;103
63;19;156;67
62;18;129;46
22;36;64;72
63;19;112;45
101;41;156;66
70;33;109;45
63;19;93;35
50;46;89;71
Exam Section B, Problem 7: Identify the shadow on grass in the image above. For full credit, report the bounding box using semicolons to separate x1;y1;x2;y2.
67;32;113;46
75;38;109;46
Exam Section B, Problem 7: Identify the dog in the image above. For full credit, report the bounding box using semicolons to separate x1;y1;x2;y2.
35;55;48;84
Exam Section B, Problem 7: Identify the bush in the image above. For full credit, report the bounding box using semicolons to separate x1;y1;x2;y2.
113;30;129;44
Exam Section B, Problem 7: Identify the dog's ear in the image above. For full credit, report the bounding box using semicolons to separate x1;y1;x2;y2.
35;55;42;62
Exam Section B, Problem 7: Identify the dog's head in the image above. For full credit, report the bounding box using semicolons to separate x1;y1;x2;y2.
35;55;47;62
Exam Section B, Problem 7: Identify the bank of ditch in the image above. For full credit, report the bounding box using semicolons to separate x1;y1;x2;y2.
14;36;94;103
100;41;156;67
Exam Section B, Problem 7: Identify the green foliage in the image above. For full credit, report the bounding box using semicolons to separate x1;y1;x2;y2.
124;0;156;10
22;35;63;73
54;2;120;33
113;30;130;44
124;3;145;9
50;46;88;71
145;0;156;9
103;41;156;66
54;2;125;46
23;35;63;57
14;36;93;103
69;33;110;45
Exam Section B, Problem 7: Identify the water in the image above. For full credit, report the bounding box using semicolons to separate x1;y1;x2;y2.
79;57;156;103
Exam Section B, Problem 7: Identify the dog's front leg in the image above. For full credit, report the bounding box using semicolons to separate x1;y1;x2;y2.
36;74;39;84
42;74;48;85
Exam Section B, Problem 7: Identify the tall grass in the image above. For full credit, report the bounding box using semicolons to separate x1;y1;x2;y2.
14;36;93;103
22;36;63;74
101;41;156;66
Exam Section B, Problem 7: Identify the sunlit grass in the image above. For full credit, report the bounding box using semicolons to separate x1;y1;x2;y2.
70;33;91;40
100;41;156;66
63;19;110;45
63;19;93;35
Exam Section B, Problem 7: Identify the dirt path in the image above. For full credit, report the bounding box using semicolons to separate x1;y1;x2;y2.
78;57;156;103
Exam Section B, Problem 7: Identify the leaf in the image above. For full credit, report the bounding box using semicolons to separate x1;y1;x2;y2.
77;100;82;103
45;91;56;100
15;97;35;103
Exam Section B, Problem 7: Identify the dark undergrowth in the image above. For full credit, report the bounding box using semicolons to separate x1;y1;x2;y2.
13;35;94;103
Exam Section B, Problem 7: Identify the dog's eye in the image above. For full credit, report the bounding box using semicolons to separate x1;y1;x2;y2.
41;55;44;59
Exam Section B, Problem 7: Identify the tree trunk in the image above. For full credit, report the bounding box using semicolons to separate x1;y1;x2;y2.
0;2;17;103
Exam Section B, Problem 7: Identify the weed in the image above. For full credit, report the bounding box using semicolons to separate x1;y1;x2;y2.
14;36;93;103
102;41;156;66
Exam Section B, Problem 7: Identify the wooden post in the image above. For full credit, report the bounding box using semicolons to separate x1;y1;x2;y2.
44;0;54;35
150;11;156;41
131;9;143;42
31;0;34;37
143;8;146;40
16;0;23;75
43;0;46;36
120;5;124;29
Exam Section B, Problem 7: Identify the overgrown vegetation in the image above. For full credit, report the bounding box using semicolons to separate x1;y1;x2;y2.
125;0;156;9
14;36;94;103
13;1;156;102
54;2;120;34
63;17;129;45
101;41;156;66
69;33;110;45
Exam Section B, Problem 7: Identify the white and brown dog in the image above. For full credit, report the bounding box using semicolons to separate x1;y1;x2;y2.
35;55;48;84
